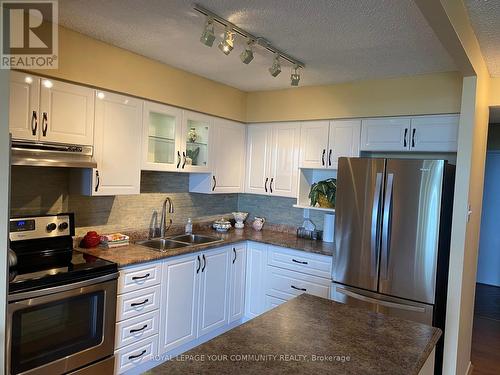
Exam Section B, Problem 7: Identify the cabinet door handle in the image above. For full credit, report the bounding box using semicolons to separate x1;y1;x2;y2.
328;149;332;167
411;128;416;148
212;176;217;191
132;273;150;281
291;285;307;292
202;254;206;272
270;178;274;193
130;299;149;307
403;128;408;148
196;255;201;273
94;170;100;192
176;151;181;168
41;112;48;136
322;149;326;166
264;177;268;193
31;111;38;136
232;248;236;264
128;349;146;360
292;258;308;265
182;151;186;169
129;324;148;334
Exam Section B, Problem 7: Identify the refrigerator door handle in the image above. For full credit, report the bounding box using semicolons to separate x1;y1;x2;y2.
370;172;383;277
335;286;426;313
381;173;394;280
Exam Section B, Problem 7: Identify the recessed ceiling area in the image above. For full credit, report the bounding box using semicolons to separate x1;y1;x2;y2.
58;0;455;91
465;0;500;77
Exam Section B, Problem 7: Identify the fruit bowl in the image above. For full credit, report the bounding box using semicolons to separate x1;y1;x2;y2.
232;212;248;229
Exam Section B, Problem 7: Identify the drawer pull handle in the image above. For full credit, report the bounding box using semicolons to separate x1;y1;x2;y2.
291;285;307;292
292;259;308;265
232;248;237;264
131;299;149;307
128;349;146;360
132;273;150;281
130;324;148;334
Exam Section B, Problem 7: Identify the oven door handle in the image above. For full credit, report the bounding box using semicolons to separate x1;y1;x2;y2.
8;272;119;302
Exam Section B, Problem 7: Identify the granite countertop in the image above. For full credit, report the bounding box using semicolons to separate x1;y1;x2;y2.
146;294;441;375
76;227;334;267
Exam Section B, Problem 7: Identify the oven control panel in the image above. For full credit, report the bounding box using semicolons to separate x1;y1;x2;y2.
9;214;74;241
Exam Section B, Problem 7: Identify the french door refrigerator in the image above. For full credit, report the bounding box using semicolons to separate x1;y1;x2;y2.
332;157;455;374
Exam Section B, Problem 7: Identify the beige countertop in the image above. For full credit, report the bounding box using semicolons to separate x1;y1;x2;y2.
146;293;441;375
76;227;334;267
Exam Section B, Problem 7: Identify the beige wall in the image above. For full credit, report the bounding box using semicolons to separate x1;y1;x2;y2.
488;77;500;106
246;72;462;122
0;69;10;372
29;26;247;122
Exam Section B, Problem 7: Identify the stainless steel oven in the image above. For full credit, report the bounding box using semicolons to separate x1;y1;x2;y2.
7;274;117;375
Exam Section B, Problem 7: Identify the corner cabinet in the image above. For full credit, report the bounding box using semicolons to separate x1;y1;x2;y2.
245;122;300;198
188;119;246;194
72;91;142;196
299;119;361;169
9;71;94;145
360;115;459;152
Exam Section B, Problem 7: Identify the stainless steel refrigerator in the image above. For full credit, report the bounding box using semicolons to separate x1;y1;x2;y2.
332;157;455;374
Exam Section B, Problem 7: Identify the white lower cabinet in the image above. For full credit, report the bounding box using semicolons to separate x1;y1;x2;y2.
244;242;268;319
265;294;287;310
229;244;247;322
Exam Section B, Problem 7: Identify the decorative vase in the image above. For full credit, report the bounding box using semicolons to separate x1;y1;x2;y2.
188;128;197;143
232;212;248;229
252;217;265;231
318;194;334;208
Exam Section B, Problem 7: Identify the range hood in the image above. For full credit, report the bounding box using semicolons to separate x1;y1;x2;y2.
11;141;97;168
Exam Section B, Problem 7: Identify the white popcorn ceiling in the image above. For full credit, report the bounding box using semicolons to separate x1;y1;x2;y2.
465;0;500;77
57;0;455;91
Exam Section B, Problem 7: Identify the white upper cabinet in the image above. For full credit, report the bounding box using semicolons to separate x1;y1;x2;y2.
328;120;361;169
188;119;246;194
245;123;300;198
409;115;459;152
360;117;411;151
9;71;40;141
182;110;213;173
299;120;329;169
299;120;360;170
39;78;95;145
9;71;94;145
87;91;142;196
142;101;183;172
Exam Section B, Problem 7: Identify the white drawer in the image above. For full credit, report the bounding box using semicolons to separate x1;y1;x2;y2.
265;294;287;311
115;310;159;350
118;262;161;295
114;334;158;374
267;245;332;278
116;285;160;322
266;265;330;301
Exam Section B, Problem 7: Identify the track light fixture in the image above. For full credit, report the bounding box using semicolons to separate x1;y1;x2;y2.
218;26;234;55
240;39;255;64
200;17;216;47
269;54;281;77
194;4;304;85
291;65;301;86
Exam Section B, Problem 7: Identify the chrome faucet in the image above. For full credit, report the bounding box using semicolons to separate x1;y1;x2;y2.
160;197;174;238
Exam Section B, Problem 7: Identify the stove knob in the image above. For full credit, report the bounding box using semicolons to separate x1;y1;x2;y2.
46;223;57;232
58;222;69;231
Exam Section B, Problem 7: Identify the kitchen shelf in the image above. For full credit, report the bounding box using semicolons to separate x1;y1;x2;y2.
187;141;208;147
149;135;175;142
293;204;335;213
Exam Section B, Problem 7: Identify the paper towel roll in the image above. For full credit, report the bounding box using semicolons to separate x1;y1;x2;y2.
323;214;335;243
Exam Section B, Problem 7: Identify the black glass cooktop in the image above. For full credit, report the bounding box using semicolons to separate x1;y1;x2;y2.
9;250;117;295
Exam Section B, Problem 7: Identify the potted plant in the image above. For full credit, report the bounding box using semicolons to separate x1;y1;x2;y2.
309;178;337;208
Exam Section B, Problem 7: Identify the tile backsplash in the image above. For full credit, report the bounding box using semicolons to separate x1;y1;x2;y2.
11;167;329;235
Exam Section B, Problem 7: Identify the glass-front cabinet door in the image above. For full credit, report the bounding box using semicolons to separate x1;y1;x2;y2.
142;101;183;171
182;110;212;173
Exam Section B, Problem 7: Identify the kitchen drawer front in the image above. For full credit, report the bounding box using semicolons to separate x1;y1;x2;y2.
118;262;161;294
114;334;158;374
115;310;159;350
116;285;160;322
267;245;332;278
266;265;330;300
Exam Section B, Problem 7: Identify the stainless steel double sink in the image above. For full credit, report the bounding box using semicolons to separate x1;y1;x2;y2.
136;234;223;252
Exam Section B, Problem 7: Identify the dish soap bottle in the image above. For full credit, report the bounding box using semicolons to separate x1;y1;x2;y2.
185;218;193;234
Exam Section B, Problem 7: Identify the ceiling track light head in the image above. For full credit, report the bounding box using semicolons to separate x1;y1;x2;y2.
291;64;301;86
200;16;216;47
269;53;282;77
218;26;234;55
240;38;255;64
